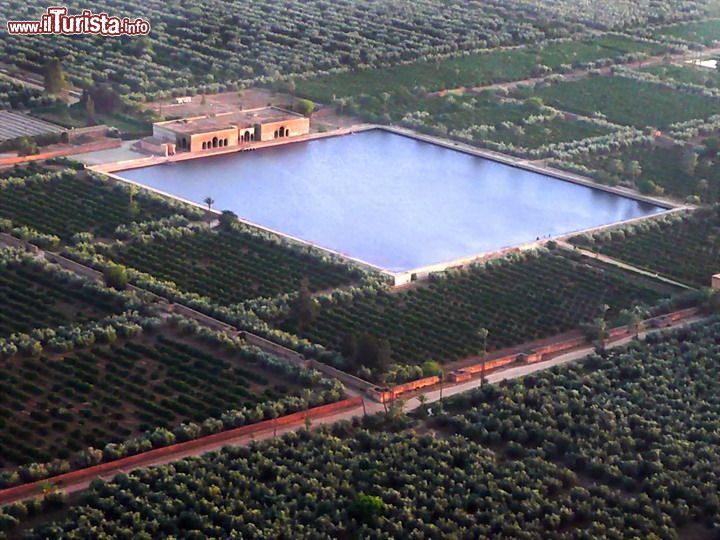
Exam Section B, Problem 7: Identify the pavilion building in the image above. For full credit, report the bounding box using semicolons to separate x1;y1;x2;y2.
152;106;310;152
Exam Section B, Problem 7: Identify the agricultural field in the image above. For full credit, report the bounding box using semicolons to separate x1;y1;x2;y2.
297;34;668;102
0;167;195;242
504;0;706;30
0;253;127;339
342;92;615;154
11;318;720;539
280;250;676;375
439;317;720;537
481;114;614;151
650;18;720;45
0;331;322;470
0;0;563;98
565;137;720;200
0;78;57;111
516;75;720;129
643;62;720;88
571;208;720;288
0;111;65;144
398;93;537;129
104;227;364;304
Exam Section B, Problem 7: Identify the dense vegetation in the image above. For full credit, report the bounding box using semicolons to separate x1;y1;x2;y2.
0;79;57;110
650;18;720;45
0;333;315;470
297;34;667;101
505;0;707;30
439;318;720;536
565;136;720;200
643;62;720;88
0;0;571;99
0;168;194;241
344;92;615;155
571;208;720;288
0;255;126;339
105;227;364;305
515;74;720;129
13;318;720;539
281;250;674;374
3;3;720;536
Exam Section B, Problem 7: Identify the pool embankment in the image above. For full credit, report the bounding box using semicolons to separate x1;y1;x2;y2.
90;124;377;174
91;122;677;211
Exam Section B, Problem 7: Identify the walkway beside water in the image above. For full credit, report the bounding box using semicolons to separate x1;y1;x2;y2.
557;240;696;291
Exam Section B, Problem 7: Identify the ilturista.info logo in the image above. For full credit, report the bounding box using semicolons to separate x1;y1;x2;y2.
6;6;150;36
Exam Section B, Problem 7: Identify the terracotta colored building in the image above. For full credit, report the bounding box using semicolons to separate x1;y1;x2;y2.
152;106;310;152
139;136;176;156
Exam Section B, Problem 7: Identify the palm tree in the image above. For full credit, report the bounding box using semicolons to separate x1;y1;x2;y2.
204;196;215;210
478;327;489;386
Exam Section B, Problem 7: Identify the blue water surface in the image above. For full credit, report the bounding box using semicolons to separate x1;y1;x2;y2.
118;130;665;272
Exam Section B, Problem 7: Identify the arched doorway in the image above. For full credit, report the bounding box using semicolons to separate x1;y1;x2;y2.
212;136;218;148
202;141;207;150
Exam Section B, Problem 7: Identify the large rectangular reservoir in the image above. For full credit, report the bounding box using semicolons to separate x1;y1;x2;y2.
116;130;666;272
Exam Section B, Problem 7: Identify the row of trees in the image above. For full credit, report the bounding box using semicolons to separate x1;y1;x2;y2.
0;0;566;98
12;314;720;539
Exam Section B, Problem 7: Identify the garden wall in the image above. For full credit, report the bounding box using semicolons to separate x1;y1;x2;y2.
0;233;38;253
168;303;236;333
66;125;108;142
242;331;306;366
308;360;376;393
0;397;363;506
448;308;701;384
0;139;122;166
368;375;440;403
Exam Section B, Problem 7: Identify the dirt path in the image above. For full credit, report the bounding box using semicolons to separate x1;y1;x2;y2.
429;46;720;97
557;240;695;290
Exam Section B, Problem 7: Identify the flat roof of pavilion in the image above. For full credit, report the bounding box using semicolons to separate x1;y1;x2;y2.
156;106;304;135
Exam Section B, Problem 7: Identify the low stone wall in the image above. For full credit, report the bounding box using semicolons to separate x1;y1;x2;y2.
44;252;103;282
367;375;440;403
308;360;376;393
0;139;122;166
644;307;699;328
66;125;108;142
242;332;306;366
0;397;363;506
167;303;236;333
532;334;586;358
0;232;39;253
448;307;701;384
